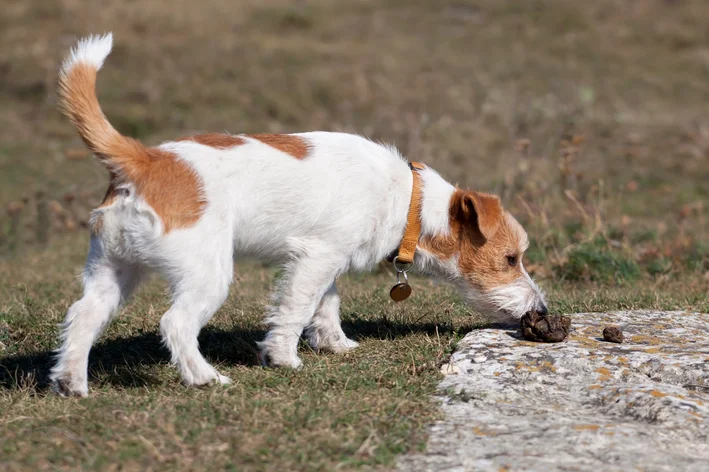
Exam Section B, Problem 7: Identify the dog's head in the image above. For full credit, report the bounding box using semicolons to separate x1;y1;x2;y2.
419;189;546;320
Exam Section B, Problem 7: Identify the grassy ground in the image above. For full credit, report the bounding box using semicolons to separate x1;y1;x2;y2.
1;0;708;470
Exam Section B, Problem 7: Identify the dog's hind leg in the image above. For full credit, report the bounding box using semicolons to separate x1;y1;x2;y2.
305;281;359;353
259;250;345;368
50;237;144;397
158;239;233;387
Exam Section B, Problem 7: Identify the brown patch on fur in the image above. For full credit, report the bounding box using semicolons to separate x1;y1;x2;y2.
59;62;206;233
90;151;205;233
457;213;526;291
419;190;526;291
449;190;503;241
121;147;205;232
418;225;459;260
80;141;205;233
174;133;310;158
247;134;310;159
175;133;246;149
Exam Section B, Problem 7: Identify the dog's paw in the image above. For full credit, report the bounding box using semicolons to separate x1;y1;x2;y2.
259;349;303;369
323;337;360;353
183;366;233;387
308;332;360;354
216;373;232;385
51;377;89;398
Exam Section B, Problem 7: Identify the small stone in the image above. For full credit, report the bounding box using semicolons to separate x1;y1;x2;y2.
440;363;461;375
472;355;487;364
520;312;570;343
603;326;624;343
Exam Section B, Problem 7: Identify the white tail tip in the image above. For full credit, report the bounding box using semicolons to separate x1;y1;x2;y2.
62;33;114;73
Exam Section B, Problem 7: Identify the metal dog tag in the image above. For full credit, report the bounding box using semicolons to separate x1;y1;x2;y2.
390;256;413;302
390;282;412;302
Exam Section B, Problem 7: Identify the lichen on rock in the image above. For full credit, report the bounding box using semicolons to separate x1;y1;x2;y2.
398;311;709;472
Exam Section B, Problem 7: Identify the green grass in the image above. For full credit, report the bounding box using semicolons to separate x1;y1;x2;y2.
1;0;709;470
557;237;641;283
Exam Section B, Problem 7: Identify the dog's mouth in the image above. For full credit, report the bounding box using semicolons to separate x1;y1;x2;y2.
493;308;520;321
456;281;544;321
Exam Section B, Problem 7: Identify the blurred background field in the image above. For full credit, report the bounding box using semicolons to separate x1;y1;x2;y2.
1;0;708;283
1;1;708;470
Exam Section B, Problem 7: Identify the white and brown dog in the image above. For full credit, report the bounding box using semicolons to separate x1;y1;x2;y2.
50;34;546;396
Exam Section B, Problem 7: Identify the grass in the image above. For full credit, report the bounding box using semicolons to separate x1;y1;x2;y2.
1;0;709;470
0;237;478;470
559;239;641;284
1;239;706;471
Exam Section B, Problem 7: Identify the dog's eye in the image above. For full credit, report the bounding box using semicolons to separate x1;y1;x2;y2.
506;255;518;267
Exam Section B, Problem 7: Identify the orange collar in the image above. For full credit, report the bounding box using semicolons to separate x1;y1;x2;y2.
394;162;425;265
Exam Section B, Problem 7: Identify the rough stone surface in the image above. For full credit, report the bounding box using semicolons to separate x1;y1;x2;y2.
398;311;709;472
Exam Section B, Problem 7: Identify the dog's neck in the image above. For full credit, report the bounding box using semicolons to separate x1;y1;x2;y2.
417;167;455;238
409;167;459;278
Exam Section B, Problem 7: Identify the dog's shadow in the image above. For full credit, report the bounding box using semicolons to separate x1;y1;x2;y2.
0;318;471;393
0;326;266;392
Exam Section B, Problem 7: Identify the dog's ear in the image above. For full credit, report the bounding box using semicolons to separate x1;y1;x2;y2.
450;190;503;241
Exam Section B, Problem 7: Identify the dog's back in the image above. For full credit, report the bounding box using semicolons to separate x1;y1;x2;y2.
159;131;411;267
60;35;412;270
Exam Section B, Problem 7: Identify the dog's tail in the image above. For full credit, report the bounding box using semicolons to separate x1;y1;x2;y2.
58;33;148;176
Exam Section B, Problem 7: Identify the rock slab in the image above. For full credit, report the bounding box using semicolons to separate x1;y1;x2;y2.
398;311;709;472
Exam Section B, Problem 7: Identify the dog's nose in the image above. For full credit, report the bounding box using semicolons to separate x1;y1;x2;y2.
535;304;548;316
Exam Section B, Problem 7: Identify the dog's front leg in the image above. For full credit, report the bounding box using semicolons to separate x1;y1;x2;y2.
259;253;343;368
305;281;359;353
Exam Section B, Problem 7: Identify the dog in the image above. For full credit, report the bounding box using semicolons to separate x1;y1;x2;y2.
49;34;546;396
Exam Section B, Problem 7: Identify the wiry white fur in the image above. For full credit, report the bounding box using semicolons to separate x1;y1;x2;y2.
479;265;546;319
418;167;455;237
50;238;145;396
305;283;359;353
50;35;546;396
61;33;113;73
